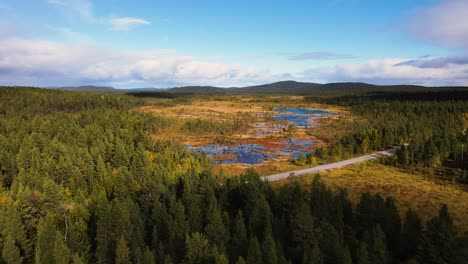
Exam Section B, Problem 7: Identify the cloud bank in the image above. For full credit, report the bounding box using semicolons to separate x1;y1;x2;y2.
0;37;273;87
304;57;468;86
394;55;468;68
408;0;468;49
2;35;467;87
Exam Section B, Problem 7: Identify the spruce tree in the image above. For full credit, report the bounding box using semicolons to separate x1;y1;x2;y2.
231;210;247;260
247;236;263;264
2;235;23;264
262;227;277;264
54;231;71;264
184;232;210;264
204;202;228;252
35;215;57;264
116;236;131;264
399;210;422;261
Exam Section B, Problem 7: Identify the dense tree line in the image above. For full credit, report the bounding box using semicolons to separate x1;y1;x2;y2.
181;115;251;136
0;87;466;263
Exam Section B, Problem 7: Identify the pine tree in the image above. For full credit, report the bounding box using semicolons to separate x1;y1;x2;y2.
319;222;349;264
131;143;150;183
71;254;85;264
2;235;23;264
204;202;228;252
262;227;277;264
231;210;247;261
2;206;32;261
116;236;131;264
418;204;456;264
290;203;315;258
54;231;71;264
212;247;229;264
399;210;422;261
369;225;388;264
41;179;66;214
95;191;113;263
309;243;323;264
35;215;58;264
236;256;247;264
139;247;156;264
247;236;263;264
184;232;210;264
382;197;401;253
112;139;130;168
356;242;370;264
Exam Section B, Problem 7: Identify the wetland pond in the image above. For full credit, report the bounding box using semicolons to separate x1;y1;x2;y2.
188;107;335;164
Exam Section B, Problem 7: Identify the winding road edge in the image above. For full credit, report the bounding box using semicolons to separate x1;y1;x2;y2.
261;149;397;182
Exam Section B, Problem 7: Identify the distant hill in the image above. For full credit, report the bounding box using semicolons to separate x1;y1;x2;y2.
229;80;321;93
50;81;468;96
163;81;436;95
54;85;117;92
125;91;175;98
167;86;228;94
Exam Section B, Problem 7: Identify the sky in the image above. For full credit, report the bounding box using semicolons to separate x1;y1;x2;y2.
0;0;468;88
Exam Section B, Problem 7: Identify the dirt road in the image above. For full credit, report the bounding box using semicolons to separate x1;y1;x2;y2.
261;149;396;182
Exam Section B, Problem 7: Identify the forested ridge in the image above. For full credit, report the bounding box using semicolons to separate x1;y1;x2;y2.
0;87;467;264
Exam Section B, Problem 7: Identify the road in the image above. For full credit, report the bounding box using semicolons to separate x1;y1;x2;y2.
261;149;396;182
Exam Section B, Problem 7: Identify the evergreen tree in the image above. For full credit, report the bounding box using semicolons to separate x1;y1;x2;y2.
184;232;210;264
304;243;323;264
116;236;131;264
72;254;85;264
2;235;23;264
262;227;277;264
35;215;57;264
399;210;422;261
54;231;71;264
368;225;388;264
2;206;32;261
204;201;228;252
355;242;370;264
236;256;247;264
290;203;315;259
418;204;456;264
247;236;263;264
231;210;247;261
95;191;113;263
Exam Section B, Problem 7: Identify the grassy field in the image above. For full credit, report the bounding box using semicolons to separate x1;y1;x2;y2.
273;163;468;232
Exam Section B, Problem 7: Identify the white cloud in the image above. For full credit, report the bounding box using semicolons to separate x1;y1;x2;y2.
108;17;150;31
303;57;468;86
408;0;468;49
0;37;274;87
2;34;468;87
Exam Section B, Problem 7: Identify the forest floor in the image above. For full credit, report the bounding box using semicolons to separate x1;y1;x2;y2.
272;163;468;232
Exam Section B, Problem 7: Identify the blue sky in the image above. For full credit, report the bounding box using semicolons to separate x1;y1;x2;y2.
0;0;467;87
